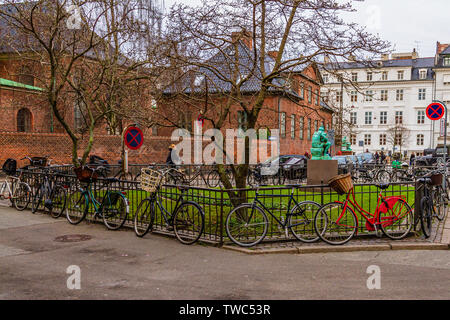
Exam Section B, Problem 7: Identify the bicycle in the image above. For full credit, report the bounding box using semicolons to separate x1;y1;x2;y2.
352;164;390;184
314;174;413;245
134;168;205;245
65;166;130;230
31;168;68;218
0;159;32;211
225;185;321;247
417;170;447;238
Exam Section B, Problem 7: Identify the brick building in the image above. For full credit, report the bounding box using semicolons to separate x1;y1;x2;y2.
158;34;334;157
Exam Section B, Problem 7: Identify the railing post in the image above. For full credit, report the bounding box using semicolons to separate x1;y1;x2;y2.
219;189;224;246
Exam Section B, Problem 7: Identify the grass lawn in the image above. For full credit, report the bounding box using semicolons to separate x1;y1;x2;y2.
121;184;416;238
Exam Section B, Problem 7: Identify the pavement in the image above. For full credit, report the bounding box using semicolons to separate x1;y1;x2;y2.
0;204;449;300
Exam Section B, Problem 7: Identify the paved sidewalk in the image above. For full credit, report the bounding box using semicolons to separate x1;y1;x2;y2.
0;205;449;300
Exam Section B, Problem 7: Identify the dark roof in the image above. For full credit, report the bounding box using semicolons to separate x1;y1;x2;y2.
324;57;435;81
441;45;450;55
320;100;334;113
164;41;302;99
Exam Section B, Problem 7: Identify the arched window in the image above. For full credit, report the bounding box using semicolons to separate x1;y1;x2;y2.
17;108;32;132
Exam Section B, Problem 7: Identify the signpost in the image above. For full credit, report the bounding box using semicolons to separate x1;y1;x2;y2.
426;101;448;190
121;125;144;176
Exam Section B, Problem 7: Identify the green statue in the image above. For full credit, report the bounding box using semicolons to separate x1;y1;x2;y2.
342;137;352;152
311;126;332;160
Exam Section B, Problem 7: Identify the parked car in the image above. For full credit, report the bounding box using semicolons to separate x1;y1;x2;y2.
415;145;450;166
248;155;308;185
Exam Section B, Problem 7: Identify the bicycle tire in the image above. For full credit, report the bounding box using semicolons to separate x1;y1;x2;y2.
49;185;67;219
102;192;129;231
288;201;321;243
225;203;268;247
434;187;447;221
380;198;413;240
31;185;44;214
314;202;358;245
66;191;88;225
420;197;433;238
134;198;155;237
173;201;205;245
376;170;391;184
13;182;31;211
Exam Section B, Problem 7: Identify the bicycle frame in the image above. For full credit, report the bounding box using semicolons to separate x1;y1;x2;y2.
152;188;186;225
337;188;406;233
249;187;303;229
0;178;13;199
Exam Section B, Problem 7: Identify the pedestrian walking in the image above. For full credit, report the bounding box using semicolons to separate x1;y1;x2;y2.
410;153;416;166
375;152;380;164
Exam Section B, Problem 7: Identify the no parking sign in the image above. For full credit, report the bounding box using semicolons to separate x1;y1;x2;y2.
124;126;144;150
426;102;445;121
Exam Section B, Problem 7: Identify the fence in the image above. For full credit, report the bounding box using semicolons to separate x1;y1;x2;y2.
18;166;417;246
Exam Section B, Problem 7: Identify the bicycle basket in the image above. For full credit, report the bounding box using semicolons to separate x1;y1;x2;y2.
431;173;443;186
328;174;354;195
2;159;17;176
139;168;163;193
74;166;98;183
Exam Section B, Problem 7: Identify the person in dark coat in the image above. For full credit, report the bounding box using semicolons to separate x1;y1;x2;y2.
166;144;179;167
410;153;416;166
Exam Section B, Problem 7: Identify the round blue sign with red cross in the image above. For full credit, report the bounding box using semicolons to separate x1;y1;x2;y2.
426;102;445;121
124;127;144;150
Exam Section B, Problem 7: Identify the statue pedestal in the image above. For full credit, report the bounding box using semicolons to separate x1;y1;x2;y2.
307;160;338;186
341;151;353;156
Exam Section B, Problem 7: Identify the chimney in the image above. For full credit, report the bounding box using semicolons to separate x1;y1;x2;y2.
347;54;356;62
268;51;278;60
412;48;418;59
231;30;253;50
381;54;390;61
324;56;330;64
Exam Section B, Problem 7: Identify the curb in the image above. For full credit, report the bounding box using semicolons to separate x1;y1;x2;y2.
222;242;449;255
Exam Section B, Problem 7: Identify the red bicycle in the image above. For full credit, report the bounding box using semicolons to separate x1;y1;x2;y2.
314;174;413;245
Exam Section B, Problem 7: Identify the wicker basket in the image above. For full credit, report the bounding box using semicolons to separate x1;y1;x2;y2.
328;174;354;195
431;173;443;186
74;166;98;183
139;168;163;193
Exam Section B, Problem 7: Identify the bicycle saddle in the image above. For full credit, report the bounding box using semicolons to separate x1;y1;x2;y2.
375;183;390;190
417;177;432;184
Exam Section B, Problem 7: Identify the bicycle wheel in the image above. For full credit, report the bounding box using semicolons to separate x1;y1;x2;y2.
66;191;88;225
225;204;268;247
380;198;413;240
434;187;447;221
288;201;321;243
314;202;357;245
31;185;44;214
102;192;129;231
13;182;31;211
134;198;155;237
420;198;433;238
118;172;133;182
376;170;391;184
173;201;205;245
207;170;220;188
49;185;67;219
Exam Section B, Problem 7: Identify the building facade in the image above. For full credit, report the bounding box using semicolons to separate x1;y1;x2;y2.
322;43;450;157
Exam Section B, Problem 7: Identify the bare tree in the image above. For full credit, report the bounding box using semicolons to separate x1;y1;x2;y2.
387;124;411;155
162;0;389;195
0;0;170;166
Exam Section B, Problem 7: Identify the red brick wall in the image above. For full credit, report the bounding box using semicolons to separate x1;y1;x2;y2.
0;132;274;167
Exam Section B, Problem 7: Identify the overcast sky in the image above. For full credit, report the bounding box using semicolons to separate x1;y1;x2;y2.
164;0;449;58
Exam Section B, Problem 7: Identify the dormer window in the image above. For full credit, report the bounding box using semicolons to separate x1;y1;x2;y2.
444;56;450;66
397;70;404;80
419;69;427;80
